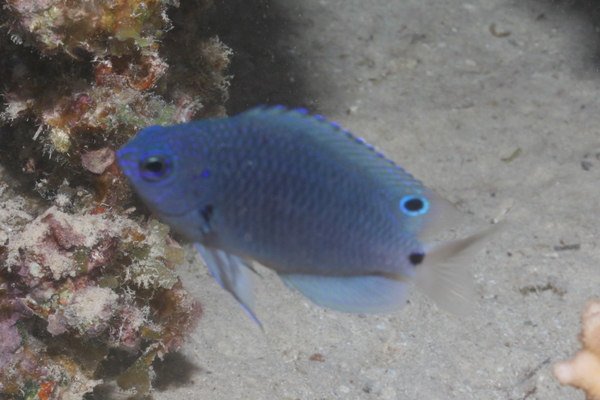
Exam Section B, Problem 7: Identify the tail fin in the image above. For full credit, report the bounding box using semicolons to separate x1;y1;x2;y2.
415;223;503;315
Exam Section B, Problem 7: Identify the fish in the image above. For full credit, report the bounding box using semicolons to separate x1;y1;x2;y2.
117;105;495;326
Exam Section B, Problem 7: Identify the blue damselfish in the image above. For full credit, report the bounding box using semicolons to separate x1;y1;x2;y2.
117;106;491;325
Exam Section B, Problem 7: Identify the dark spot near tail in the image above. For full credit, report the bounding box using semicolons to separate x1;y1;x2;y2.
409;252;424;266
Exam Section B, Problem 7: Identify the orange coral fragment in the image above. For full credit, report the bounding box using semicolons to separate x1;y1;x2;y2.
554;299;600;399
90;205;108;215
37;381;55;400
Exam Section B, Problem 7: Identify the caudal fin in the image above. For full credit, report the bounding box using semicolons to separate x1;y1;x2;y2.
415;223;503;315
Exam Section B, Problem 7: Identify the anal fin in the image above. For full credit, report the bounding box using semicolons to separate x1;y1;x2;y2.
279;273;411;314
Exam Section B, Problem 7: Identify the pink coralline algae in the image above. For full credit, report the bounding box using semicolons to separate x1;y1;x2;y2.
81;147;116;175
0;305;27;370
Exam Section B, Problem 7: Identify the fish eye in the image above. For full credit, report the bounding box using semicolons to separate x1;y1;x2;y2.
139;155;173;181
399;195;429;216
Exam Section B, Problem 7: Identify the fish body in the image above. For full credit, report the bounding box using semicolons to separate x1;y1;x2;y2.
117;106;490;324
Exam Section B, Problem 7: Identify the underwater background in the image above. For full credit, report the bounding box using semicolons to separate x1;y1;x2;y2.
1;0;599;399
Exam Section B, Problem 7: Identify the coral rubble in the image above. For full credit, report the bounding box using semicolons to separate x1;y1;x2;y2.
553;299;600;400
0;0;230;207
0;183;202;398
0;0;232;397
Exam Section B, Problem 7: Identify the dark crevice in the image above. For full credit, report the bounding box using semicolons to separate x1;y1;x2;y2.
205;0;319;114
521;0;600;73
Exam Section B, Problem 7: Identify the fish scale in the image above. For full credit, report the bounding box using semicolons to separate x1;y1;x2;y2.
216;133;401;276
234;125;399;273
117;105;495;325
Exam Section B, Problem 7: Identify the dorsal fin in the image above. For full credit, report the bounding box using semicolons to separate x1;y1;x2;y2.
242;106;419;183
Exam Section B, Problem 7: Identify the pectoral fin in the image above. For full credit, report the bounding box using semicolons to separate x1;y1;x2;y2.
279;273;411;314
194;243;262;327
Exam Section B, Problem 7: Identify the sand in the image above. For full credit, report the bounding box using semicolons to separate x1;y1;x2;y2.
149;0;599;399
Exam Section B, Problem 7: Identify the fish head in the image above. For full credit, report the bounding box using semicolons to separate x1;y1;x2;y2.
117;124;208;219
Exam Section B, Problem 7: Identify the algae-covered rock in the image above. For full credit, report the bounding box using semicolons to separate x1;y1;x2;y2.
0;0;227;207
0;184;203;398
0;0;225;397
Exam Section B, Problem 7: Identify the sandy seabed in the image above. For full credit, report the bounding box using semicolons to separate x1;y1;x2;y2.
149;1;600;399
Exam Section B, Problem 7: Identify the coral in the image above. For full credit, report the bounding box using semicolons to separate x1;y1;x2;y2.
0;0;232;397
6;0;171;56
0;0;227;207
0;183;202;398
554;299;600;399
